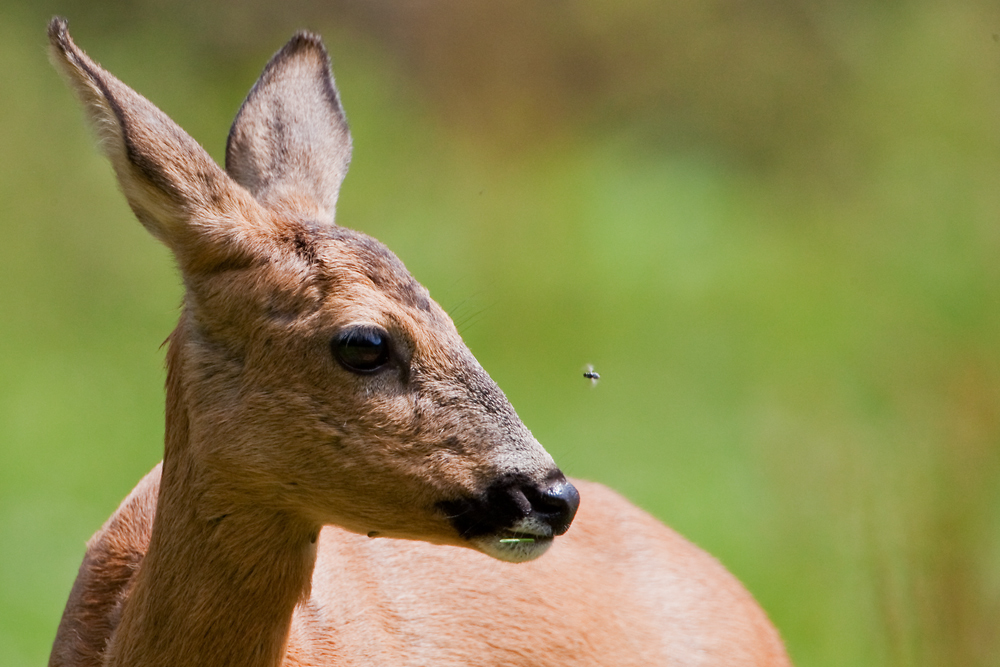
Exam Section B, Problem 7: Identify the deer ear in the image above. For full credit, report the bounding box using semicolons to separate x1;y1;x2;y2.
225;31;352;225
48;18;269;272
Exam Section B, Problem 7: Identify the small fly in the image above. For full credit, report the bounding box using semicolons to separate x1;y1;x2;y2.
583;364;600;386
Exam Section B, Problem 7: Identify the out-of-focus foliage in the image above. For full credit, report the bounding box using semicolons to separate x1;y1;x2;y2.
2;1;1000;666
52;0;847;161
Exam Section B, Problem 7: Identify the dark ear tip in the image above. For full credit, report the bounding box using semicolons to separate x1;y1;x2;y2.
283;30;329;59
48;16;70;47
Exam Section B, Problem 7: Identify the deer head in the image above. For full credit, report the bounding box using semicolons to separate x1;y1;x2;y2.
48;18;578;563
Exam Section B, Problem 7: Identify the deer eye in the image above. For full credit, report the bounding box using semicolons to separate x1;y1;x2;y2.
332;325;392;374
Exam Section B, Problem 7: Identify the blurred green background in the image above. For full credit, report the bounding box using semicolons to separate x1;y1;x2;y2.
3;1;1000;665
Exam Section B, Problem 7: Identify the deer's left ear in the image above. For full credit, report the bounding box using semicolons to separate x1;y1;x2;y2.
225;32;352;225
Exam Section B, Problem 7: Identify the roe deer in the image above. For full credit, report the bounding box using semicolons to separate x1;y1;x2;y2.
47;17;791;667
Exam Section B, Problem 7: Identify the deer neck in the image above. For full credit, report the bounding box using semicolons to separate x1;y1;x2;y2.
104;325;319;667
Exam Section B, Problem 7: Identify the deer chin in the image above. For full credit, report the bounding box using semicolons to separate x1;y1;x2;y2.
470;516;556;563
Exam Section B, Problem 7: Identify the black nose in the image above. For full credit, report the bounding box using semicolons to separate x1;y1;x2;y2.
523;476;580;536
438;472;581;540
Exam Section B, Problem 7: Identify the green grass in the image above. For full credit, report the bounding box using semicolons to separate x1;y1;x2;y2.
3;4;1000;666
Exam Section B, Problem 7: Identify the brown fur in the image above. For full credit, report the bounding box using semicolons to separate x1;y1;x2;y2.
54;468;788;666
46;17;791;666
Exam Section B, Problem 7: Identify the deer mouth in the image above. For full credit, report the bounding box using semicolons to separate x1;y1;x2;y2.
471;518;557;563
437;473;580;563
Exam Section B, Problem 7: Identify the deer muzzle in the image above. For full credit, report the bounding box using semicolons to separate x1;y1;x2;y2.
438;471;580;563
